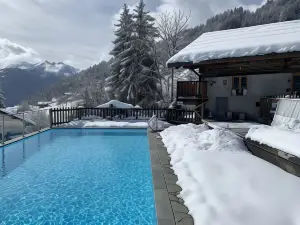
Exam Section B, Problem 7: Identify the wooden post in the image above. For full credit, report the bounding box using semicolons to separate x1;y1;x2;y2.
201;76;205;120
2;115;4;144
22;113;25;137
49;108;53;128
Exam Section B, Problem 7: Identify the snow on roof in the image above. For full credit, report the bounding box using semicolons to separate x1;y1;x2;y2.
97;100;134;109
134;105;142;109
167;20;300;66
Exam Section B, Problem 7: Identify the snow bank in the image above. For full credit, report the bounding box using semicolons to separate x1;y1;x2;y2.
61;119;148;128
148;115;171;131
83;121;148;128
160;124;300;225
61;118;171;129
97;100;134;109
167;20;300;65
246;125;300;157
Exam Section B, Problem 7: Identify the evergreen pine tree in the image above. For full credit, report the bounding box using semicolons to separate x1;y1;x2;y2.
105;4;134;102
130;0;161;105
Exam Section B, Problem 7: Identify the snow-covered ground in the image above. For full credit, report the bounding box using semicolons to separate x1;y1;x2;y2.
97;100;134;109
60;118;171;129
160;124;300;225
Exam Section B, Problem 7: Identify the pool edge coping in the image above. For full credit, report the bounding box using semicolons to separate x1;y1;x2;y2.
148;129;194;225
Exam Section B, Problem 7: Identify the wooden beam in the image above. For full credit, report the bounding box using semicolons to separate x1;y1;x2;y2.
201;68;299;78
167;61;193;68
195;52;300;66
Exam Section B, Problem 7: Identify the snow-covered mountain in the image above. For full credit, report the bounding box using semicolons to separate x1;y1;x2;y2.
6;60;79;76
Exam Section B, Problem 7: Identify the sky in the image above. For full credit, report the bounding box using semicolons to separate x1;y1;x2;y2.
0;0;265;69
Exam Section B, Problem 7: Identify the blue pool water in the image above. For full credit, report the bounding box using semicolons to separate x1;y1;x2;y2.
0;129;156;224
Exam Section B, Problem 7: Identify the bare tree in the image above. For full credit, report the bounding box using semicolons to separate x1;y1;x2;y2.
156;10;190;102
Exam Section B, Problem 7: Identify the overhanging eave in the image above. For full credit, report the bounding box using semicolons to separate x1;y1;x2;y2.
167;61;193;69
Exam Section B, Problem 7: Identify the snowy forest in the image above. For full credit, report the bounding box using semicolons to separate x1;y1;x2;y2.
29;0;300;108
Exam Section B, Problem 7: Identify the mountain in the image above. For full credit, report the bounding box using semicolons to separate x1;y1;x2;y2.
6;60;79;76
1;61;79;106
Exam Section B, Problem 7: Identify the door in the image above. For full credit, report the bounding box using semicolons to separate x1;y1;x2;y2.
216;97;228;119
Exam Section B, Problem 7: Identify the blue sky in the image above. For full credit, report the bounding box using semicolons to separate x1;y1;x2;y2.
0;0;265;69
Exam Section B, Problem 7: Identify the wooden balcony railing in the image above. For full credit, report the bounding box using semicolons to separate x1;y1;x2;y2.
177;81;208;100
49;107;202;127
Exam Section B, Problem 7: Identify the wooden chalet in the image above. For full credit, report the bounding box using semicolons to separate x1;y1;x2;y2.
167;20;300;123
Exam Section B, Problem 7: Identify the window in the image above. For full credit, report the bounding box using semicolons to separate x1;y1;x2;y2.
232;76;247;96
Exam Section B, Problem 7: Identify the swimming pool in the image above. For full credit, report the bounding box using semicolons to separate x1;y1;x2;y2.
0;129;157;224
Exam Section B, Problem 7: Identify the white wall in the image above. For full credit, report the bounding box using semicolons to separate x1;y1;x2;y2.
205;73;292;120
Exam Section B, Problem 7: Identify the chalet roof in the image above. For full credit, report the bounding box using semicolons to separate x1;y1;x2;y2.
167;20;300;68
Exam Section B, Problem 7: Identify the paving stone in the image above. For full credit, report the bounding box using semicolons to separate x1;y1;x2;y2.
155;189;174;220
163;167;175;175
167;184;182;193
157;218;176;225
165;174;178;184
174;212;193;223
177;217;194;225
171;201;189;214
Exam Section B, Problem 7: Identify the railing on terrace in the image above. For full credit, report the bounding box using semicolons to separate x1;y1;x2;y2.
50;107;202;127
177;81;208;100
0;109;50;145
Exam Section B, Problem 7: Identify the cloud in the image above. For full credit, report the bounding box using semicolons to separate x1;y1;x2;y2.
0;0;126;69
0;38;41;69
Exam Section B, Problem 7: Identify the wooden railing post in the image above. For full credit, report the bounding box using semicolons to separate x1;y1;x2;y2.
49;108;53;128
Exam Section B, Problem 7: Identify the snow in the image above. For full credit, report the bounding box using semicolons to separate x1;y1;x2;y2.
167;20;300;66
62;119;148;128
245;98;300;156
97;100;134;109
83;121;148;128
207;121;260;129
134;105;142;109
246;125;300;157
37;61;64;73
37;101;52;105
148;115;171;131
61;117;171;129
0;109;36;125
160;124;300;225
0;38;41;69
